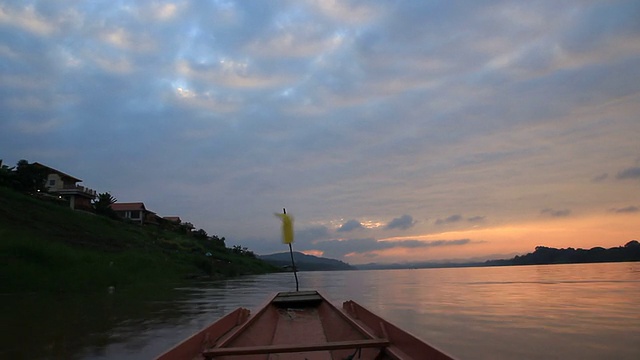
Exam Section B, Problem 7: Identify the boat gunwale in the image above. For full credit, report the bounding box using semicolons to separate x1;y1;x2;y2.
154;307;247;360
343;299;456;360
211;291;280;348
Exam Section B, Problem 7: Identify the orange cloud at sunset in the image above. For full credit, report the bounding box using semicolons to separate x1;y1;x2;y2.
301;249;324;257
345;213;640;264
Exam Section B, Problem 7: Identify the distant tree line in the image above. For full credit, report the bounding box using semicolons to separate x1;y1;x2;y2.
231;245;256;258
485;241;640;266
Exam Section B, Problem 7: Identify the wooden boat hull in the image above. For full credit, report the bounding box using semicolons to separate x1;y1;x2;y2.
156;291;454;360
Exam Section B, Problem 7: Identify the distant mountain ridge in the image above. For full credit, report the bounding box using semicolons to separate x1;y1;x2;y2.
259;252;355;271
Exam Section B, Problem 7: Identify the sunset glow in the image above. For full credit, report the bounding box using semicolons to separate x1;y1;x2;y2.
2;1;638;265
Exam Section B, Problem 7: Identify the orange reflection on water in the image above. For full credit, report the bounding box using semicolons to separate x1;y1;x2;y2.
330;262;640;360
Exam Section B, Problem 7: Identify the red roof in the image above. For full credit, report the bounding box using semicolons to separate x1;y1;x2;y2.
110;202;149;212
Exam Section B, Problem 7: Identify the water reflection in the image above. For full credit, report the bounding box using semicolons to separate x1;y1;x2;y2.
299;263;640;360
1;263;639;359
1;286;190;359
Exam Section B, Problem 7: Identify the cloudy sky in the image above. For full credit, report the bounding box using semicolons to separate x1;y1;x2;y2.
2;0;639;264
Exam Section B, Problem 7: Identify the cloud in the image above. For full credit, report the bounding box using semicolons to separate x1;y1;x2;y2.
591;173;608;182
1;1;639;265
616;167;640;180
314;238;472;260
310;0;381;24
0;4;56;36
296;226;332;243
232;225;332;255
385;214;416;230
541;208;572;217
435;214;463;225
337;219;363;232
611;206;639;214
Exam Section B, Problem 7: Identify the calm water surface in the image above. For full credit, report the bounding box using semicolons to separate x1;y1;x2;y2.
2;262;639;359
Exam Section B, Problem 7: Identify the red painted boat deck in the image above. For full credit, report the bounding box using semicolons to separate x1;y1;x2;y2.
208;291;384;360
268;307;331;360
156;291;455;360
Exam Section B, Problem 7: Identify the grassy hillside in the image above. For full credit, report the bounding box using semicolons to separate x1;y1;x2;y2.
0;187;277;293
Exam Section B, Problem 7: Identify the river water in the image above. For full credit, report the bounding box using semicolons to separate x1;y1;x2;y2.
2;262;639;359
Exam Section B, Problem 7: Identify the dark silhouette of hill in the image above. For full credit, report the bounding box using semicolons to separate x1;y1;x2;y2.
259;251;355;271
485;241;640;266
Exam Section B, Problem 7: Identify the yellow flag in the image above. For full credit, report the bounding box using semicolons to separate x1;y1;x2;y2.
275;213;294;244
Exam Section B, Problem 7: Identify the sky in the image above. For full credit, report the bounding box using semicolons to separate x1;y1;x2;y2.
1;0;639;265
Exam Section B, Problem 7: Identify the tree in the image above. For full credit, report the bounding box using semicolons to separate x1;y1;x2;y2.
14;160;48;193
177;222;195;234
93;192;118;218
231;245;256;258
210;235;226;248
0;159;15;187
192;228;208;240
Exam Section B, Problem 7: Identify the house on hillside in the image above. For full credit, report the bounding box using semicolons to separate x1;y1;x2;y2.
163;216;181;224
162;216;196;233
110;202;159;225
34;162;97;211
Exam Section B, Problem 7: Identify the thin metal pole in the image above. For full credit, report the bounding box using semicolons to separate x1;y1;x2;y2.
284;208;299;291
288;243;299;292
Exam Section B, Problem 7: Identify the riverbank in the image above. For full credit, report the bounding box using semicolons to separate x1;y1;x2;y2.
0;187;278;293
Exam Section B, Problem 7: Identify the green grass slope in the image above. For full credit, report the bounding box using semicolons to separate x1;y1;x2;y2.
0;187;277;293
